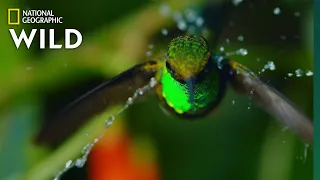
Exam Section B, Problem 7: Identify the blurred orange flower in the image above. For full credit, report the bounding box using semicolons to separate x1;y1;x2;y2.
89;121;159;180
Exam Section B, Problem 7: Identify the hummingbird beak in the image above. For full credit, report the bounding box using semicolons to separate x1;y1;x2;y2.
186;76;195;108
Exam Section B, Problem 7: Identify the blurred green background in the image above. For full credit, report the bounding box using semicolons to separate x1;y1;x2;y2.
0;0;313;180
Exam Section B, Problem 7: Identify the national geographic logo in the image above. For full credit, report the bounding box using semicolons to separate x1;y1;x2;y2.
8;8;63;25
7;8;20;25
8;8;82;49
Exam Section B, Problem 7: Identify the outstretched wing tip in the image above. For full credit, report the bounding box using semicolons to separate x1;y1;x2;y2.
226;60;313;143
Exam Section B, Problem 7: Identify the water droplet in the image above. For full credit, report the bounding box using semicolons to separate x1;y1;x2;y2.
159;4;170;16
237;48;248;56
148;44;154;49
127;97;133;105
303;144;309;163
138;89;144;95
305;70;313;76
65;160;72;168
105;115;115;128
172;12;182;21
146;51;152;57
237;35;244;42
195;17;204;27
288;73;293;77
280;35;287;40
295;69;303;77
294;12;301;17
273;7;281;15
226;38;230;44
216;56;224;69
232;100;235;106
185;9;196;22
82;144;90;154
220;46;225;51
75;159;84;168
149;77;157;88
177;20;187;31
161;28;168;36
264;61;276;71
232;0;243;6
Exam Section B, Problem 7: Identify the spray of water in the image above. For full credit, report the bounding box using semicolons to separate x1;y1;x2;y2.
159;4;208;36
53;77;157;180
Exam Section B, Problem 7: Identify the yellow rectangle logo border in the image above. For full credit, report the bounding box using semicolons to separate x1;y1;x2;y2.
8;8;20;25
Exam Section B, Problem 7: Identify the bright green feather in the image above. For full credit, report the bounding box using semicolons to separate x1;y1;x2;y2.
161;65;220;114
161;67;191;114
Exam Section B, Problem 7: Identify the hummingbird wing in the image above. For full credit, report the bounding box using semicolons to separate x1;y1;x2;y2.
227;60;313;143
35;60;162;147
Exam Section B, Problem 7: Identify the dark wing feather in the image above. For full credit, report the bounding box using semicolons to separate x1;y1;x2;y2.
35;60;161;147
227;60;313;143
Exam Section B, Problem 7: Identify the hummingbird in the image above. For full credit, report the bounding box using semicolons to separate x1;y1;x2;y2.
36;35;313;147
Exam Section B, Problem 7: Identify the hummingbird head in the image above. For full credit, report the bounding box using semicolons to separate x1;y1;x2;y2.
166;35;211;80
164;35;212;110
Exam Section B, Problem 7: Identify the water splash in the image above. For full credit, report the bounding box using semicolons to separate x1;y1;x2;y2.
264;61;276;71
146;44;154;57
295;69;303;77
247;102;252;110
284;69;313;78
225;48;248;56
273;7;281;15
232;0;243;6
195;17;204;27
159;4;171;17
305;70;313;76
302;143;310;163
258;61;276;74
53;77;157;180
294;12;301;17
177;20;187;31
237;35;244;42
161;28;168;36
160;7;207;35
148;44;154;49
146;51;152;57
280;35;287;40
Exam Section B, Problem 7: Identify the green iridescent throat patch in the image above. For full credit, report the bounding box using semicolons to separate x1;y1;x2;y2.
160;66;220;114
